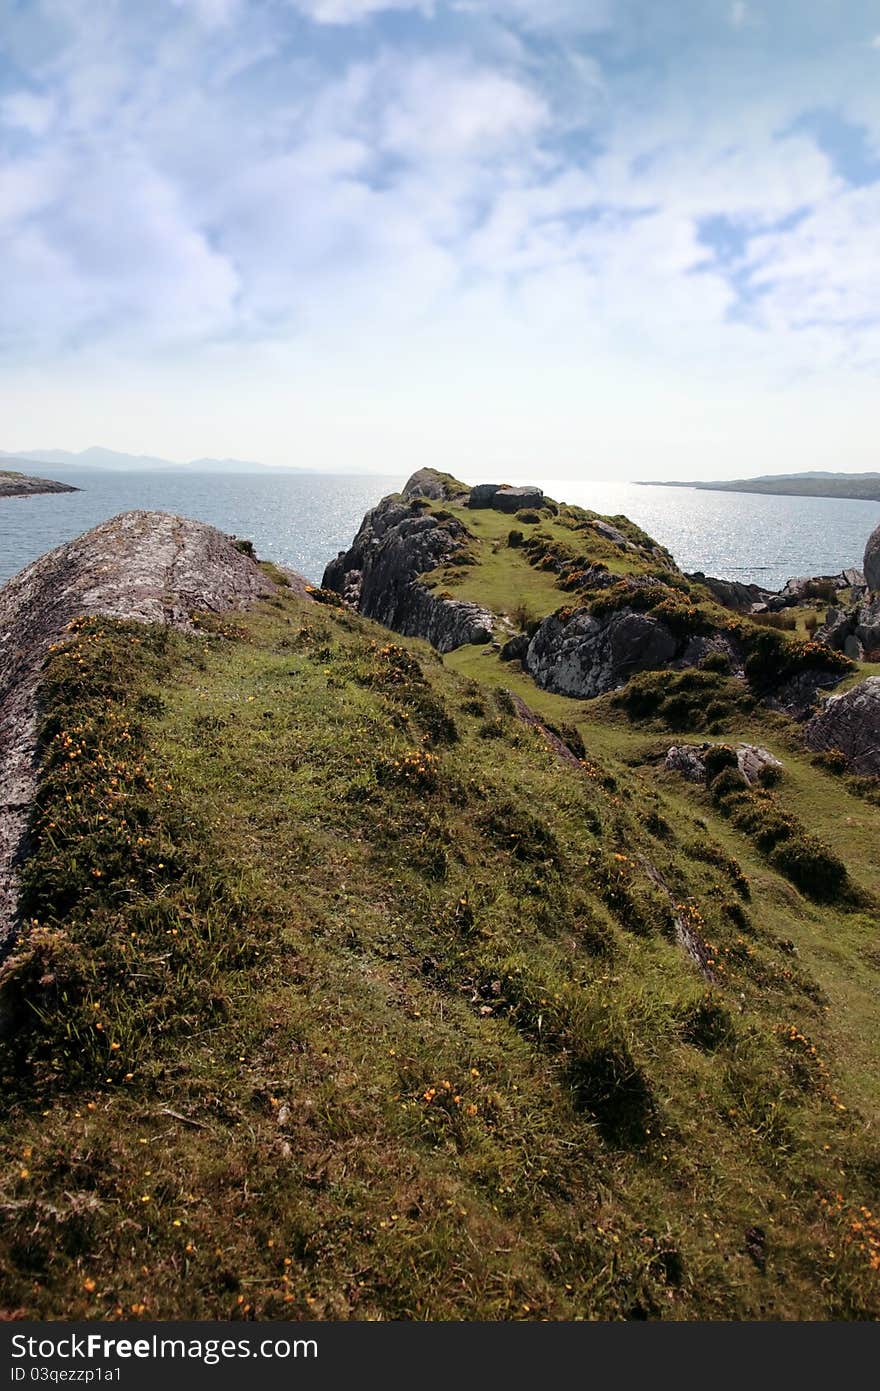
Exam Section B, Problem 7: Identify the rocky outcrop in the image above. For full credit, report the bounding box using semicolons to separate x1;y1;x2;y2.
0;470;78;498
0;511;303;947
322;478;496;652
815;595;880;661
864;522;880;593
401;469;468;504
665;743;782;785
804;676;880;776
525;606;679;699
468;483;544;513
687;572;773;612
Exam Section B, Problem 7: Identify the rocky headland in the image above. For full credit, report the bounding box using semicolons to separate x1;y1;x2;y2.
0;468;79;498
0;476;878;1322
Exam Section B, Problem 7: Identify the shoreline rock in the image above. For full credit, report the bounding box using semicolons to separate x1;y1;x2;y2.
0;470;79;498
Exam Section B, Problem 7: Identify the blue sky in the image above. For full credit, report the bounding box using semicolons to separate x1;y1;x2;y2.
1;0;879;478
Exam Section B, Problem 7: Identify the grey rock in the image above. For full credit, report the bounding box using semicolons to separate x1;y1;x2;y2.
664;746;709;782
805;675;880;775
322;486;495;653
665;742;782;786
0;471;79;498
844;634;865;661
736;744;783;784
525;606;677;699
0;511;302;948
591;519;634;549
500;633;530;662
467;483;544;513
677;632;741;672
855;594;880;657
864;522;880;592
816;593;880;659
401;469;465;502
766;669;844;721
688;572;773;611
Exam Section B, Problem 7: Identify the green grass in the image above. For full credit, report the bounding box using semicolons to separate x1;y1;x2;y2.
1;588;878;1320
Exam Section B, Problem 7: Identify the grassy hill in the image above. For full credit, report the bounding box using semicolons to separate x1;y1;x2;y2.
0;495;878;1320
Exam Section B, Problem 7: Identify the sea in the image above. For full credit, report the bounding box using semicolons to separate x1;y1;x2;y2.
1;466;878;594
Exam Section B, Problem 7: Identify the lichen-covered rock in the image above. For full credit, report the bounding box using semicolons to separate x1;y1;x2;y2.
804;676;880;776
401;469;467;503
665;742;783;785
664;746;709;782
864;521;880;592
736;744;783;784
525;606;678;699
322;478;495;652
468;483;544;514
815;594;880;661
0;511;301;946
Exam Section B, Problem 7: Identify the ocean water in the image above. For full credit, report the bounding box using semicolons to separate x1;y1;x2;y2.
1;466;878;593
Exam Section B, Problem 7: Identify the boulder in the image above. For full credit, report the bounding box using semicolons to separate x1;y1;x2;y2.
525;607;677;699
664;746;709;782
468;483;544;514
804;676;880;776
736;744;783;784
665;743;783;786
500;633;530;662
864;522;880;592
401;469;465;502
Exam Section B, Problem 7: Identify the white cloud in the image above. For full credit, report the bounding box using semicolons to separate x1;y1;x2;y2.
1;0;879;475
288;0;434;24
1;91;55;136
171;0;244;24
454;0;614;34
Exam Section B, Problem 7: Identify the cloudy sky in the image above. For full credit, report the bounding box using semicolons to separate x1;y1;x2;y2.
1;0;879;478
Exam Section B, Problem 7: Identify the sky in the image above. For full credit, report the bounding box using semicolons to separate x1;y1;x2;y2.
1;0;879;480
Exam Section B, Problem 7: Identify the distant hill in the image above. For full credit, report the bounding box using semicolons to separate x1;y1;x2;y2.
0;446;295;473
641;471;880;502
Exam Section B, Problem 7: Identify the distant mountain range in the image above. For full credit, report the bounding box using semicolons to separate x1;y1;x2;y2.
641;471;880;503
0;446;295;473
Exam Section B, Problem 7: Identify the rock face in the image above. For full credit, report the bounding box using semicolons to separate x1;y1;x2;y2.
687;572;773;612
0;470;78;498
816;594;880;661
525;606;679;699
322;477;495;652
864;522;880;593
665;743;783;785
804;676;880;776
0;511;303;946
468;483;544;513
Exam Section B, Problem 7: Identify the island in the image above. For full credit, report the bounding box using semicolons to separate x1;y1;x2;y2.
640;471;880;502
0;466;79;498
